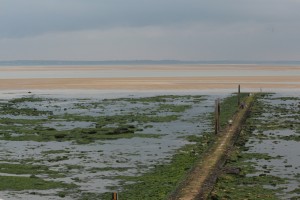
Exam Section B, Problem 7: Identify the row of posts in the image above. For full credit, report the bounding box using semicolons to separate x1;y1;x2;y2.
214;84;241;134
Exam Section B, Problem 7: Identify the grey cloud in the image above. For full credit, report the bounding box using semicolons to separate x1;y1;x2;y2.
1;0;300;38
1;0;300;61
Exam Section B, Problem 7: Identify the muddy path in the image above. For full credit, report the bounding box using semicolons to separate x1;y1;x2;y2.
169;94;256;200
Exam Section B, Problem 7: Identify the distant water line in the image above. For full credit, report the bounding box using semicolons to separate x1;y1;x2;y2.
0;69;299;79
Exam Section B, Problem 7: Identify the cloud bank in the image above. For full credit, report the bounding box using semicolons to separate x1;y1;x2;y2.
1;0;300;60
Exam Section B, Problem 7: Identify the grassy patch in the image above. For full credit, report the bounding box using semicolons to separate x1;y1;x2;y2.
211;174;285;200
219;93;249;128
0;176;76;191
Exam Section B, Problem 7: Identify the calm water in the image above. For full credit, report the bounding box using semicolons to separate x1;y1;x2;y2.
0;68;300;79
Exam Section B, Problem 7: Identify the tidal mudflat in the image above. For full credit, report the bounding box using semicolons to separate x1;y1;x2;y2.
1;90;298;200
211;93;300;200
0;92;220;199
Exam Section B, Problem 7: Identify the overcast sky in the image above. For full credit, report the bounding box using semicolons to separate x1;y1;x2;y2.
0;0;300;61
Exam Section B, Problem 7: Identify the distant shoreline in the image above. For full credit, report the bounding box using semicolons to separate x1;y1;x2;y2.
2;60;300;66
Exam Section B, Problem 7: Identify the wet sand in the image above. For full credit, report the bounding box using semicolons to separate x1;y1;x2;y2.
0;65;299;90
0;76;299;90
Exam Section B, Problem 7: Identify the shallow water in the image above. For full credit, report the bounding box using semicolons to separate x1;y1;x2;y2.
0;69;299;79
244;93;300;199
0;91;221;199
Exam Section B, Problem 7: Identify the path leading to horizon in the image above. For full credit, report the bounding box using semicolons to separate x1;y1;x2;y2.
170;94;255;200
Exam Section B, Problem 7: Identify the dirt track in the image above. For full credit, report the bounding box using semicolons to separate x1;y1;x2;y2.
169;95;255;200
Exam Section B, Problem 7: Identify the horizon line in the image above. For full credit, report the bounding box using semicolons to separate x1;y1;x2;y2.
1;59;300;66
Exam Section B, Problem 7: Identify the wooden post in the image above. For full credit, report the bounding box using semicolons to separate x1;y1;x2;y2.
215;99;221;134
112;192;118;200
238;84;241;107
217;98;221;132
215;99;218;134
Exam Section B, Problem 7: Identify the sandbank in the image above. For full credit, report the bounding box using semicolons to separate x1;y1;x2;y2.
0;76;299;90
0;65;299;91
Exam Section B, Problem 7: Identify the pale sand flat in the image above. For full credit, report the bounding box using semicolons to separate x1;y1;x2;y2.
0;76;299;90
0;65;299;90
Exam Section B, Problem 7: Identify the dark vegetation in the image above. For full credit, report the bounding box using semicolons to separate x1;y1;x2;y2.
0;95;200;143
211;94;300;199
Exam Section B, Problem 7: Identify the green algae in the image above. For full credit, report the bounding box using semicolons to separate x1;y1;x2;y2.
0;113;175;144
42;150;70;154
0;94;209;199
157;104;192;113
9;96;45;103
87;167;131;173
103;95;205;104
100;133;215;200
0;95;198;143
97;94;245;200
0;163;64;178
278;135;300;141
211;93;300;199
211;175;285;200
0;176;76;191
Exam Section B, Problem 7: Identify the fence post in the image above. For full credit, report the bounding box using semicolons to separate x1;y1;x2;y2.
217;98;220;132
215;98;221;134
112;192;118;200
215;99;218;134
238;84;241;107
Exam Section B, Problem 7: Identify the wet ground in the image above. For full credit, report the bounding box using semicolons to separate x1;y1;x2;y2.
0;90;223;199
212;92;300;199
247;93;300;199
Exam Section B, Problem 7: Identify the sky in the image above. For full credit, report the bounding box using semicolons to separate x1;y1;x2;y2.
0;0;300;61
